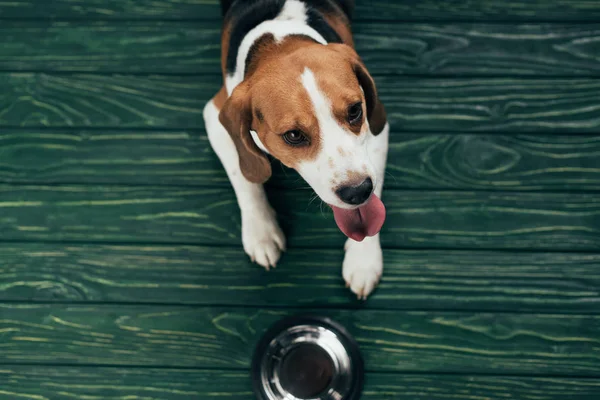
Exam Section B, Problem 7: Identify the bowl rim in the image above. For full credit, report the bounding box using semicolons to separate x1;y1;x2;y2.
251;314;364;400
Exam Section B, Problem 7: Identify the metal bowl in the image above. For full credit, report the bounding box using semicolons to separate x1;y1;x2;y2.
251;315;364;400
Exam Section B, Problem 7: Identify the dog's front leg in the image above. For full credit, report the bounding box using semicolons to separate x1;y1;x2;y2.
343;123;389;299
204;99;286;269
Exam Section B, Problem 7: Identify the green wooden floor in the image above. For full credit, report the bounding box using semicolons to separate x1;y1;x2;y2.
1;0;600;398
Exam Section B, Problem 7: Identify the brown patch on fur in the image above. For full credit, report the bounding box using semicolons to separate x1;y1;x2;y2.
337;146;347;156
228;35;327;170
245;34;276;76
255;108;264;122
214;34;324;172
326;44;387;135
219;82;272;183
212;86;228;109
328;157;335;168
293;43;386;136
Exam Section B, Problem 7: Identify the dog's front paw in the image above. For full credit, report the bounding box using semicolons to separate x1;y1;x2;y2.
242;207;286;270
343;236;383;300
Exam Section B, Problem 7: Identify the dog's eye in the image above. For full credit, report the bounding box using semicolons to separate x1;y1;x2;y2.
348;102;363;125
282;130;308;146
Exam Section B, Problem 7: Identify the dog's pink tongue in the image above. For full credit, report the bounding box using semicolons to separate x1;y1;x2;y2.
331;194;386;242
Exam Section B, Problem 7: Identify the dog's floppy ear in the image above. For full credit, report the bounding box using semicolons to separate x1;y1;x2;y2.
353;59;387;135
330;44;387;135
219;84;272;184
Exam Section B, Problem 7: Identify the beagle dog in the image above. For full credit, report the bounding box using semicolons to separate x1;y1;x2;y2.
203;0;389;299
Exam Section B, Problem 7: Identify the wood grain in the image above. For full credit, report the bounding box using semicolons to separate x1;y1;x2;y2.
3;22;600;76
1;74;599;132
0;74;208;128
2;129;600;191
355;23;600;76
360;375;600;400
0;185;599;250
0;305;599;376
377;77;600;133
381;133;600;191
1;243;599;313
0;129;230;187
0;367;254;400
0;0;224;20
1;0;600;21
0;22;221;74
356;0;600;22
1;367;599;400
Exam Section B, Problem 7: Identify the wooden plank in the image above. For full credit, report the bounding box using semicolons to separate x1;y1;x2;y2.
3;22;600;76
382;133;600;191
2;367;599;400
1;304;599;375
0;74;208;128
0;0;224;20
0;129;230;187
2;129;600;191
378;77;600;133
0;22;221;74
360;375;600;400
1;74;599;132
1;0;600;21
356;1;600;22
355;23;600;76
0;367;254;400
0;185;599;250
1;243;599;313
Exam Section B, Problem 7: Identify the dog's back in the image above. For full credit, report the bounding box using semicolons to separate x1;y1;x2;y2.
220;0;354;18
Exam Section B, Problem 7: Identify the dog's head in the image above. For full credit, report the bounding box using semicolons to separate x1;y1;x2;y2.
219;43;386;241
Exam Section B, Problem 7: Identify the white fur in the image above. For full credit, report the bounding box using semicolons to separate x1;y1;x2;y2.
343;234;383;299
203;100;286;269
250;130;269;154
343;123;389;299
368;122;390;199
277;0;307;21
297;68;389;299
296;68;377;208
225;0;326;96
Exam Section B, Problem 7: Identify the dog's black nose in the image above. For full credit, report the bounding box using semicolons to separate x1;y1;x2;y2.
336;177;373;205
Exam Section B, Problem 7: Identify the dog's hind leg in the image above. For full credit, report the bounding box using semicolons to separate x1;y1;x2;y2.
203;96;286;269
342;122;389;299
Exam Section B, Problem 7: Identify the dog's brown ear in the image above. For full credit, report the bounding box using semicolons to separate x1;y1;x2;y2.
330;44;387;135
219;84;272;184
353;60;387;135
